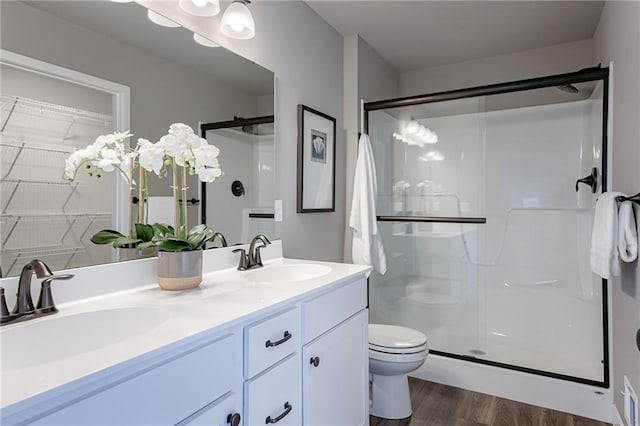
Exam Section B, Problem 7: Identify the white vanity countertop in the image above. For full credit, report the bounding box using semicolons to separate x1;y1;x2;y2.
0;256;370;411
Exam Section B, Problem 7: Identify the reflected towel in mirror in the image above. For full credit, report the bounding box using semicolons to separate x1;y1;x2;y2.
147;196;175;226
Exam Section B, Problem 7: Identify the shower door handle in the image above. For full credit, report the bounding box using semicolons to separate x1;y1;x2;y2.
575;168;598;193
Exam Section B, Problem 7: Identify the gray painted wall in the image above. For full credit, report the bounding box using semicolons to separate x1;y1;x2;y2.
399;39;594;96
594;0;640;416
343;35;399;262
141;0;346;262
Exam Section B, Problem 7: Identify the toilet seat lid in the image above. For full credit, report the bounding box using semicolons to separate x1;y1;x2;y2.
369;324;427;350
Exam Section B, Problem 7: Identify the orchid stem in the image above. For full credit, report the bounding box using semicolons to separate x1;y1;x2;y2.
181;166;188;239
172;160;179;235
138;166;144;224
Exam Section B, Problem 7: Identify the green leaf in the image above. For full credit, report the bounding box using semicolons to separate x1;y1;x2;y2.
134;223;154;242
187;225;214;250
152;223;173;237
136;241;157;250
112;236;143;248
90;230;125;245
157;238;193;252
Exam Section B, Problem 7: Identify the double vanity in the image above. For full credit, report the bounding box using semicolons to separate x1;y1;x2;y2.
0;241;371;425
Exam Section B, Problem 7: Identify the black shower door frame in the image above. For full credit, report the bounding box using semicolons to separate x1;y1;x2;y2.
363;66;610;388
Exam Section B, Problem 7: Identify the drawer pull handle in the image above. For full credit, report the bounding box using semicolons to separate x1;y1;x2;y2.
310;356;320;367
265;331;292;348
265;402;292;424
227;412;241;426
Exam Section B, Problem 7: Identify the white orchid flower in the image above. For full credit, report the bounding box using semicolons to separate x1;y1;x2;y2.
137;138;165;174
95;148;120;172
168;123;194;138
197;167;222;183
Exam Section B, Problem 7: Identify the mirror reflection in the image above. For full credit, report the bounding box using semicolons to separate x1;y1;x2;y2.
0;1;275;277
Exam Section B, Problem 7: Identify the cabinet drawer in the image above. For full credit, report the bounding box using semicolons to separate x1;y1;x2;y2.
245;307;300;378
303;278;366;343
33;334;237;425
179;392;242;426
244;354;301;426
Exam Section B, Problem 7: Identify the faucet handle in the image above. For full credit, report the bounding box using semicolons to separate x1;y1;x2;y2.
232;249;249;271
0;287;9;318
36;274;74;313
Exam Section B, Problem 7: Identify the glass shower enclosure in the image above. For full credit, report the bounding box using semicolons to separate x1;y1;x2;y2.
365;66;609;386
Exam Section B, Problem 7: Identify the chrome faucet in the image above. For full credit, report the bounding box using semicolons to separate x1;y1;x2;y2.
232;234;272;271
0;259;74;326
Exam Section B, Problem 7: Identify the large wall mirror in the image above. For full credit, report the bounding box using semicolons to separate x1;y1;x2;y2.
0;1;275;277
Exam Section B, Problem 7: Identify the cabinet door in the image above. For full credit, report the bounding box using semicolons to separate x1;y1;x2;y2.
180;392;242;426
303;309;368;426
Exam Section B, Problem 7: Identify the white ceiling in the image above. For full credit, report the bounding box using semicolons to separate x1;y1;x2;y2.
306;1;605;72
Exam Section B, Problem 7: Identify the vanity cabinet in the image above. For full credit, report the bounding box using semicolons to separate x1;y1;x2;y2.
179;392;242;426
2;271;369;426
244;307;302;425
31;333;240;426
301;278;369;426
302;310;368;426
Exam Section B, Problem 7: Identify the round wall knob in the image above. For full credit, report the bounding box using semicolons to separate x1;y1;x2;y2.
231;180;245;197
310;356;320;367
227;412;241;426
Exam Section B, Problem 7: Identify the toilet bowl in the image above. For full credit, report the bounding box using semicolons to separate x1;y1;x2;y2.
369;324;428;420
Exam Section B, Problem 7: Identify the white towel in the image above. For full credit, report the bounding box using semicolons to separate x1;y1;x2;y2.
349;134;386;274
590;192;624;279
147;196;175;226
618;201;638;262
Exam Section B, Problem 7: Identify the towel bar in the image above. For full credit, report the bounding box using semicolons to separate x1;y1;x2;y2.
616;193;640;204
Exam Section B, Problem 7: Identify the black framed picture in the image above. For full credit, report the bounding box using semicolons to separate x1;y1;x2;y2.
297;104;336;213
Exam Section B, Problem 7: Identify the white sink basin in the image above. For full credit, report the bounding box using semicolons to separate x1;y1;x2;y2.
1;307;170;371
244;264;332;283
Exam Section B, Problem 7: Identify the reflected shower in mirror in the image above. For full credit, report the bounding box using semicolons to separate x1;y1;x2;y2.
0;1;275;277
201;116;275;246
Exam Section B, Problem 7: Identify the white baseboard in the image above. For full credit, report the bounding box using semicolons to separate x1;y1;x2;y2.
410;354;612;423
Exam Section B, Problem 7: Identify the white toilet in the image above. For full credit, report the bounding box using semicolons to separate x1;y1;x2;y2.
368;324;429;420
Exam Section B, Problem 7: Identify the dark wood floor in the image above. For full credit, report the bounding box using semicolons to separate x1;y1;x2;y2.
370;378;611;426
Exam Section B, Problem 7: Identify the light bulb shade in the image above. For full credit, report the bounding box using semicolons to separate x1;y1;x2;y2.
179;0;220;17
405;120;419;134
193;33;220;47
220;1;255;40
147;10;180;27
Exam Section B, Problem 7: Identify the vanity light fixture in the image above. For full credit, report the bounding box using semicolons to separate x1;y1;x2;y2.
402;119;439;145
193;33;220;47
179;0;221;17
147;10;181;28
220;0;255;40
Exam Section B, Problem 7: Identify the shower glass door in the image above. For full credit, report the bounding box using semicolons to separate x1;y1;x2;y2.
367;71;608;385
